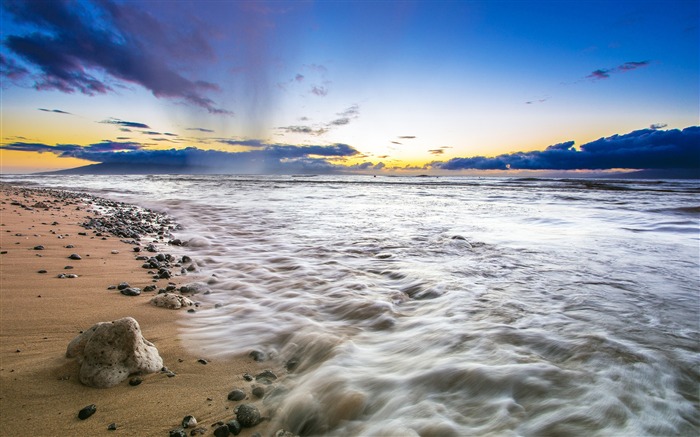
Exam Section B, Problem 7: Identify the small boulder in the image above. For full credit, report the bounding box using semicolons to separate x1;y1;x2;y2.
66;317;163;388
236;404;261;428
150;293;194;310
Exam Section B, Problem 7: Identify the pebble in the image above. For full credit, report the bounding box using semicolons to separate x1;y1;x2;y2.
235;404;261;428
249;350;266;362
169;428;187;437
129;377;142;386
111;250;119;254
190;427;207;435
226;420;242;435
182;415;197;428
120;287;141;296
252;386;265;399
117;282;130;290
68;253;82;260
255;370;277;384
197;358;208;365
213;425;231;437
38;269;47;274
78;404;97;420
227;389;246;401
33;245;45;250
64;265;73;269
243;373;253;382
107;423;117;431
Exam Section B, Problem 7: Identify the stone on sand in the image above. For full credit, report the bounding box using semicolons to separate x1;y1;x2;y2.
66;317;163;388
150;293;194;310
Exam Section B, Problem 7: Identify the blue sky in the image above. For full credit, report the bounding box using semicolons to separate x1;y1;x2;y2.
1;0;698;174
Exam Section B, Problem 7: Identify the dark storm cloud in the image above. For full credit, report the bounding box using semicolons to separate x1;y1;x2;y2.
0;53;29;79
0;140;360;173
587;60;650;80
100;118;151;129
2;0;229;114
1;140;143;158
38;108;71;115
434;127;699;170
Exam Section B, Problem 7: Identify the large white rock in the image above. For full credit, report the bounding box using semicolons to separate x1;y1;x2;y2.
150;293;194;310
66;317;163;388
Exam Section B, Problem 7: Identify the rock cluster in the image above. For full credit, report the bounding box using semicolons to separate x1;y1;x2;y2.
66;317;163;388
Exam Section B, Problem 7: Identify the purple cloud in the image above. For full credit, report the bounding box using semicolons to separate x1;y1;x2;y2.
434;126;699;170
311;86;328;96
587;60;650;80
100;118;151;129
2;0;230;114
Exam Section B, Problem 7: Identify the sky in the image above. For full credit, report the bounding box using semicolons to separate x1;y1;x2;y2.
0;0;698;174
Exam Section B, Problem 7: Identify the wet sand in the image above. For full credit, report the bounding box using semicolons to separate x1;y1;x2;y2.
0;185;272;436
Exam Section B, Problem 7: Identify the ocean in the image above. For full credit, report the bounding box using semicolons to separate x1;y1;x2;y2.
4;174;699;436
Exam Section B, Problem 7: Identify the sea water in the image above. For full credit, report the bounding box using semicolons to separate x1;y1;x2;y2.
4;175;699;436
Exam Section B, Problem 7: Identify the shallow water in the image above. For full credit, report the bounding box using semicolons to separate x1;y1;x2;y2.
5;174;699;436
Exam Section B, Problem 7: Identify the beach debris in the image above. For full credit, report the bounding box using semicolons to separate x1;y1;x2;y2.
235;404;262;428
182;415;198;428
78;404;97;420
228;389;246;401
66;317;163;388
68;253;82;260
150;293;194;309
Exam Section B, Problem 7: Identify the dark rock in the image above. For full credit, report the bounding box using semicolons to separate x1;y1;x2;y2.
128;377;142;386
227;389;246;401
64;265;74;269
169;428;187;437
107;422;117;431
143;285;157;292
249;350;266;362
252;386;265;399
133;246;141;252
65;244;74;248
286;359;299;372
243;373;253;382
189;426;206;435
117;282;130;290
181;255;192;263
197;358;208;365
145;243;158;252
120;287;141;296
255;370;277;384
33;245;45;250
182;415;197;428
226;420;242;435
213;425;230;437
78;404;97;420
236;404;261;428
68;253;82;260
38;269;47;274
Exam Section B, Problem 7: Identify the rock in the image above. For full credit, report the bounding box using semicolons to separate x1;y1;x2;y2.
65;317;163;388
274;430;299;437
169;428;187;437
68;253;82;260
190;426;207;435
33;245;45;250
197;358;208;365
249;350;266;362
214;425;230;437
78;404;96;420
143;285;157;292
145;243;158;252
226;420;242;435
228;389;246;401
120;287;141;296
117;282;130;290
129;377;142;386
252;386;265;398
182;415;197;428
107;422;117;431
236;404;261;428
179;282;209;294
38;269;47;274
150;293;194;310
243;373;253;381
255;370;277;384
111;250;119;254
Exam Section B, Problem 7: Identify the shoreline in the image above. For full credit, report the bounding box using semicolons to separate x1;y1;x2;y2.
0;184;277;436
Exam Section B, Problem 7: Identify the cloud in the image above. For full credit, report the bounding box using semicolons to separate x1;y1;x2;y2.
1;140;144;159
0;140;361;174
428;149;445;155
277;125;328;136
0;53;29;80
143;131;161;136
2;0;230;114
398;136;416;139
434;126;699;170
186;127;215;133
218;139;268;147
650;123;668;130
100;118;151;129
587;60;650;80
311;86;329;96
38;108;71;115
295;74;304;82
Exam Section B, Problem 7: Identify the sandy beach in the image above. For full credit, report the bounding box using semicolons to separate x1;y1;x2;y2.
0;184;276;436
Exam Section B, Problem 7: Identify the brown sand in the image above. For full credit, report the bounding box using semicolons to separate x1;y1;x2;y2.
0;185;274;436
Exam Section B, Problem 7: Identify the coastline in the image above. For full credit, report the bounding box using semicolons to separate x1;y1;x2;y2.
0;184;273;436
